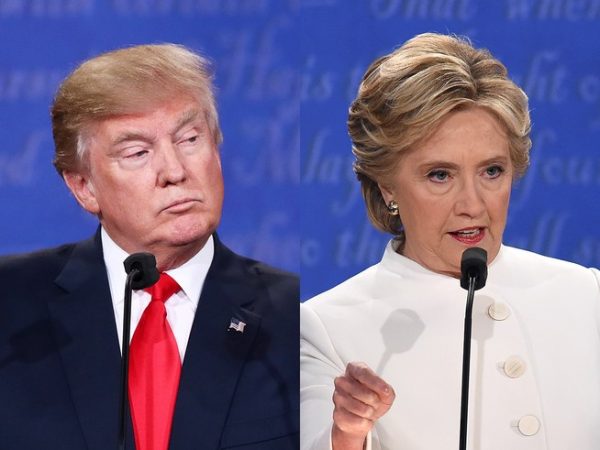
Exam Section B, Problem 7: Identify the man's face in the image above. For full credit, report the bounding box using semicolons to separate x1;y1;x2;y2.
66;96;224;266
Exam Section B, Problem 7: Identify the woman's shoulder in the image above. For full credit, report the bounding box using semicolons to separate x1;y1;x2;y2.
501;245;595;270
303;263;381;311
498;245;600;289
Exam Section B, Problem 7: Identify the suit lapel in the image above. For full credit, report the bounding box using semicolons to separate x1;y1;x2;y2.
47;232;129;450
170;237;263;449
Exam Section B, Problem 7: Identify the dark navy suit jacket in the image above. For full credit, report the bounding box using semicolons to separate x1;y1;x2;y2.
0;232;299;449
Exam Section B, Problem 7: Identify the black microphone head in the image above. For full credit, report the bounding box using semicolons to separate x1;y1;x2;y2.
460;247;488;290
123;253;160;290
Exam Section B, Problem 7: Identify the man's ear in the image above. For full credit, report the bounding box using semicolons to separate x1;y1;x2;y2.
63;171;100;215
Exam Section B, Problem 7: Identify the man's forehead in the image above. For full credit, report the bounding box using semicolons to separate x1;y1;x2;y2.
173;108;203;128
93;101;207;137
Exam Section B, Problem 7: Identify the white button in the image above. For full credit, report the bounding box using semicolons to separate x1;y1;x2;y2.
518;415;541;436
488;302;510;321
503;355;527;378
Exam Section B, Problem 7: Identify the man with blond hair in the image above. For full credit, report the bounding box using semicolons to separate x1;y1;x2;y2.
0;44;299;450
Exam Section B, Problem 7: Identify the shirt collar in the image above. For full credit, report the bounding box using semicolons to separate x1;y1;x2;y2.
101;227;214;308
382;239;504;280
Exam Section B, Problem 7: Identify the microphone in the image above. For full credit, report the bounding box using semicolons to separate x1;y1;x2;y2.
460;247;488;290
458;247;487;450
119;253;159;450
123;253;160;289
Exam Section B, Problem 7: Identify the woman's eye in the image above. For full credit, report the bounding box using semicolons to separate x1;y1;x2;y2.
485;165;504;178
427;169;449;182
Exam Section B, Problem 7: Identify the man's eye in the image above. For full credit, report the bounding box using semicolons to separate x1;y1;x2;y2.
181;135;198;144
127;150;148;159
427;169;449;182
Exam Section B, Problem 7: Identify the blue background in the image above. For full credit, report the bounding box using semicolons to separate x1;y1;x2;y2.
0;1;599;299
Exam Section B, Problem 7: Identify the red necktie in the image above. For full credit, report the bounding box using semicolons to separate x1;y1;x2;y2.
129;272;182;450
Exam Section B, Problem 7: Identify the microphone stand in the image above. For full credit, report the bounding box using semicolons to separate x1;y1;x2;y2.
118;252;159;450
118;270;137;450
459;275;477;450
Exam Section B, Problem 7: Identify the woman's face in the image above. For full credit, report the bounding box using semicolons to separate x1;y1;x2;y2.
379;106;513;277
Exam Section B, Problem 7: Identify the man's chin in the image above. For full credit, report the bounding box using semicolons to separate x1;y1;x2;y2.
177;220;218;242
167;230;212;248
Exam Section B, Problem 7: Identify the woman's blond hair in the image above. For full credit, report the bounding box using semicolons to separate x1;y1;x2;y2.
348;33;531;237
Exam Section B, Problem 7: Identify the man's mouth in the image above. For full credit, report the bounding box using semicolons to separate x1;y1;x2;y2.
163;198;199;213
449;227;485;244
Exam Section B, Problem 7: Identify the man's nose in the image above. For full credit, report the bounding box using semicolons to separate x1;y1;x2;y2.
453;178;486;218
156;143;186;186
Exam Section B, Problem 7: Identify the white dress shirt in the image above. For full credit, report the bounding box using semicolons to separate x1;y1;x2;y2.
102;228;214;362
301;242;600;450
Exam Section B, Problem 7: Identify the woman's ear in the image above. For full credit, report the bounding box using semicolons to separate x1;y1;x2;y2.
378;182;394;205
63;171;100;215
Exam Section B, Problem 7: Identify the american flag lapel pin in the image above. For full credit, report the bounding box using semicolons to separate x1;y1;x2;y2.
228;317;246;333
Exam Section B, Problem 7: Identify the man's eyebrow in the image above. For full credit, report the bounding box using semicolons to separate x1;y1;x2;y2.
112;130;154;146
170;109;202;135
110;109;204;147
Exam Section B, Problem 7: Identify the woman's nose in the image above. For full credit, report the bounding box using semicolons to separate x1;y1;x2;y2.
453;178;486;218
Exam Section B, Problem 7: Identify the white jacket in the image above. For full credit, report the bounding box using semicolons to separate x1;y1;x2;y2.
301;243;600;450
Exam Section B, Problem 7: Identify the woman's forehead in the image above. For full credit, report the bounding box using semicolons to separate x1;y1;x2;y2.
398;108;510;166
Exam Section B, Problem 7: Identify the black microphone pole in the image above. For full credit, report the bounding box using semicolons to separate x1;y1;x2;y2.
119;253;159;450
458;248;488;450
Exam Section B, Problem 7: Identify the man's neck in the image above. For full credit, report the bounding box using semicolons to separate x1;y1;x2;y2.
152;238;209;271
101;228;211;271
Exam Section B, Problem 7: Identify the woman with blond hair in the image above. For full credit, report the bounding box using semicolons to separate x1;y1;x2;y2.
301;33;600;450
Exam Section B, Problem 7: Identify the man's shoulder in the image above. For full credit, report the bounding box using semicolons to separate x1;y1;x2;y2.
0;240;91;313
231;252;299;304
212;243;299;326
215;239;299;298
0;242;79;282
248;258;299;291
